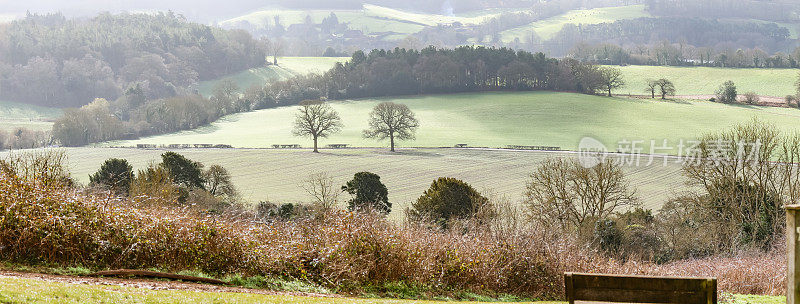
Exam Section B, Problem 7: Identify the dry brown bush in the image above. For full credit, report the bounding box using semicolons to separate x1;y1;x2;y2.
0;165;561;298
0;150;788;299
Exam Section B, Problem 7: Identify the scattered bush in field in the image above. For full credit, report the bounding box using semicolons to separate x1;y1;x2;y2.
715;80;737;103
342;172;390;214
407;177;491;229
89;158;134;195
743;92;760;105
786;95;797;107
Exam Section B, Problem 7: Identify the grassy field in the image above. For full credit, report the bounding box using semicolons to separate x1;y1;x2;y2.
500;5;651;43
0;99;62;132
0;276;556;304
42;147;683;221
615;65;798;97
0;276;783;303
196;57;349;96
222;4;502;40
110;91;800;152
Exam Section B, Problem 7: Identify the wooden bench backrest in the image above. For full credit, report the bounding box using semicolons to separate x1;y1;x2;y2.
564;272;716;304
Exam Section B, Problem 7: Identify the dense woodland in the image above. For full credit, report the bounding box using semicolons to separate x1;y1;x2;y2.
570;41;800;68
542;17;795;57
645;0;800;22
0;12;267;107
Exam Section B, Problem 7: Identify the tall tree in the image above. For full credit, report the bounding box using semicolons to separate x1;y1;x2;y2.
655;78;676;99
645;79;658;99
363;102;419;152
599;67;625;97
292;100;343;153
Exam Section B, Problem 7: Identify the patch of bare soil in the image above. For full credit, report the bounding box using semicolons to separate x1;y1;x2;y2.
0;270;338;298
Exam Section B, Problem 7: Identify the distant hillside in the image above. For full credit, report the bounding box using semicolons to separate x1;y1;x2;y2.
196;57;348;96
221;1;800;59
0;12;267;108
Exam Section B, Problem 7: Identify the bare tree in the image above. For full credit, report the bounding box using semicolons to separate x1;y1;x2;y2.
655;78;676;99
524;158;638;230
203;164;237;198
645;79;658;99
599;67;625;97
363;102;419;152
292;100;343;153
301;172;340;213
266;38;285;65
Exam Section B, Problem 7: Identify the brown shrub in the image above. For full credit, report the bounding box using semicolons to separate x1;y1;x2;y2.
0;168;561;298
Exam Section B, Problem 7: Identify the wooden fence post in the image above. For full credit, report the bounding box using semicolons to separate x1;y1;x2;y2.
787;205;800;304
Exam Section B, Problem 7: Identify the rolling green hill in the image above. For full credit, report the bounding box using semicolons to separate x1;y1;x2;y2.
500;5;651;43
614;65;798;97
197;57;349;96
222;4;503;40
109;91;800;152
0;99;62;132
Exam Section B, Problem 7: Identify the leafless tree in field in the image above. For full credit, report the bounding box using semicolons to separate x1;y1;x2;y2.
292;100;343;153
524;158;638;230
301;171;340;213
363;102;419;152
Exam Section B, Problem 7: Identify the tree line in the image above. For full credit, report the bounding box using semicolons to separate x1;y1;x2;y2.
570;42;800;68
542;17;794;57
0;11;267;108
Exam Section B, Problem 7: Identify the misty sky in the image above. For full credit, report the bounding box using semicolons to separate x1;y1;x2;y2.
0;0;459;23
0;0;277;23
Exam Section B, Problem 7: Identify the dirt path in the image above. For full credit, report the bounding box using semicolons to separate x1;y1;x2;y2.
0;270;338;298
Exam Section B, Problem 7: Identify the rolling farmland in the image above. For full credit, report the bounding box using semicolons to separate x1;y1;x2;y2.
615;65;799;97
500;5;651;43
110;91;800;152
0;99;62;132
44;147;686;221
221;4;502;40
196;57;349;96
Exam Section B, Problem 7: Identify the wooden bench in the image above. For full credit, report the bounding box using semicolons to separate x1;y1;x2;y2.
454;144;468;148
564;272;717;304
506;145;561;151
327;144;348;148
272;144;300;149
